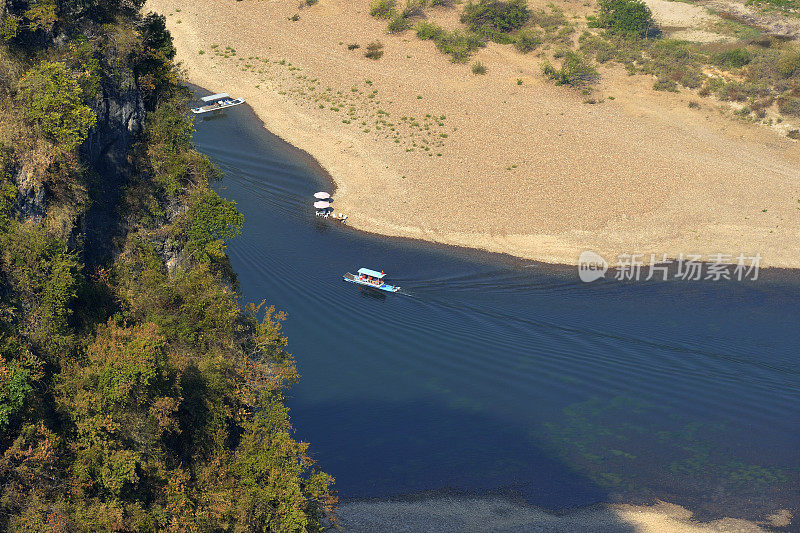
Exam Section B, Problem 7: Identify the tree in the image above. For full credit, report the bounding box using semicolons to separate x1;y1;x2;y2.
542;51;599;86
23;0;58;33
231;305;336;532
594;0;656;38
0;330;37;430
462;0;530;34
16;61;96;154
57;322;180;529
184;189;244;263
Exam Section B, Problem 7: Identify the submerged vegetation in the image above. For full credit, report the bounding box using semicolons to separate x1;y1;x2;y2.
0;0;334;530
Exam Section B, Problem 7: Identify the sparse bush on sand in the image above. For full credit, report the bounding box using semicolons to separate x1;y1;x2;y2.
471;61;487;74
416;20;445;40
711;48;751;69
388;14;412;32
365;41;385;59
778;97;800;117
541;51;598;86
436;29;486;62
402;0;427;18
776;50;800;78
462;0;530;34
514;28;543;53
591;0;656;38
370;0;397;19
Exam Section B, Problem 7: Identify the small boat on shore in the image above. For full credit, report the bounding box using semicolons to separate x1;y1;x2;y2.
343;268;400;293
191;93;245;114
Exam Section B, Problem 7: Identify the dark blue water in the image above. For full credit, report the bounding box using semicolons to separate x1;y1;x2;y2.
192;97;800;523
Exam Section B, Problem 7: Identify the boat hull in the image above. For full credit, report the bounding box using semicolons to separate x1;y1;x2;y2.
191;98;246;114
343;273;399;293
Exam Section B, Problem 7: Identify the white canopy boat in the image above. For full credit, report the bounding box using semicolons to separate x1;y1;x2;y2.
191;93;245;114
343;268;400;293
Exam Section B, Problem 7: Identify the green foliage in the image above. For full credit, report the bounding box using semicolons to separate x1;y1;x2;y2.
0;148;17;231
413;10;488;62
471;60;487;74
578;31;616;62
530;5;567;30
778;97;800;116
416;20;446;40
542;50;598;86
23;1;58;33
388;13;412;32
116;242;240;355
0;180;16;232
0;16;19;41
514;28;542;53
0;224;80;356
16;61;97;154
232;397;334;532
140;13;176;61
67;35;102;99
402;0;428;17
135;13;180;107
715;79;769;101
711;48;752;69
58;322;175;507
462;0;531;34
0;4;336;529
776;50;800;78
0;331;36;430
653;77;678;91
745;0;799;15
370;0;397;19
184;189;244;264
145;90;217;196
641;39;705;89
435;29;486;62
593;0;656;37
581;34;710;91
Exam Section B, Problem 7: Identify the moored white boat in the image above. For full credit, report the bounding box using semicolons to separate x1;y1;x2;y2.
191;93;245;114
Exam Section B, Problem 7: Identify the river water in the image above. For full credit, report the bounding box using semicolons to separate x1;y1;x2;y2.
192;95;799;523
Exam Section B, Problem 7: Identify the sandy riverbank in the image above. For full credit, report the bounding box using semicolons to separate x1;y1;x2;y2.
146;0;800;269
337;495;791;532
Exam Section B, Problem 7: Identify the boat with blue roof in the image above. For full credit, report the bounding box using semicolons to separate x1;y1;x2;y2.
343;268;400;293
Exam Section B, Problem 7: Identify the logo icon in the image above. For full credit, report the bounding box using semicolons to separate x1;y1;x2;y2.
578;251;608;282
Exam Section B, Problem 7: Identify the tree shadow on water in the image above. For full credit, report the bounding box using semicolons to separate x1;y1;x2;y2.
291;399;640;532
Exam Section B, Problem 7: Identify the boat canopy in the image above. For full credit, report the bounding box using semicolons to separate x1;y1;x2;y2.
201;92;231;102
358;268;385;279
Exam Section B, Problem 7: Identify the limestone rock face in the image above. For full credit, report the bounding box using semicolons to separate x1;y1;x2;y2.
81;68;146;266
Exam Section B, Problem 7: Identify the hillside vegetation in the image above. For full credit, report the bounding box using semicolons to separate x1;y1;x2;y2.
0;0;334;530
